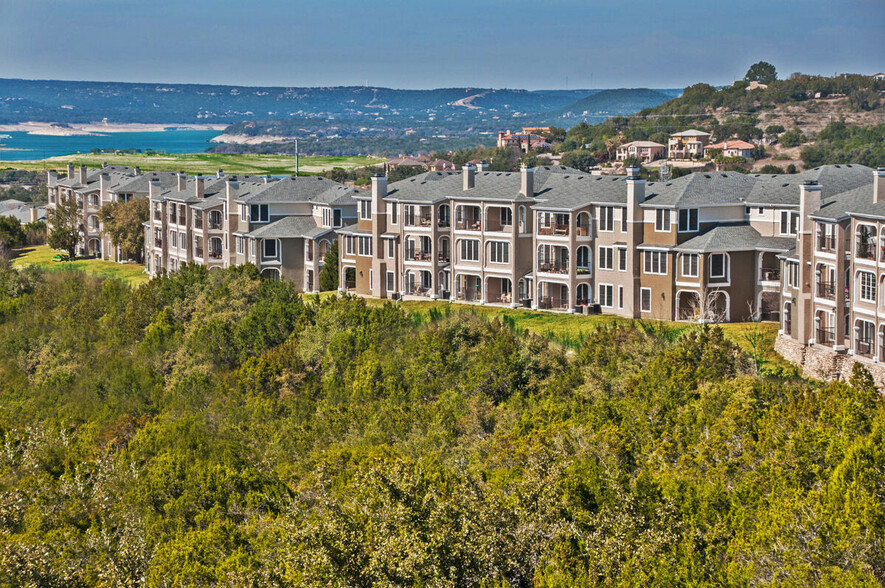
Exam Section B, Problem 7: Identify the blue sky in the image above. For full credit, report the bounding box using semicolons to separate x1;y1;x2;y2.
0;0;882;89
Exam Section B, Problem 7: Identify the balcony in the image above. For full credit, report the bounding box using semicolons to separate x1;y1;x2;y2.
406;250;432;262
538;224;570;237
455;219;482;231
178;214;186;226
154;211;162;221
816;328;835;346
405;215;432;228
209;220;223;230
537;297;570;311
438;218;450;228
195;247;204;259
817;235;835;252
856;339;874;358
857;242;875;260
760;267;780;281
438;251;450;263
208;249;223;260
539;260;569;274
817;281;835;300
194;217;203;230
154;239;163;248
575;225;590;237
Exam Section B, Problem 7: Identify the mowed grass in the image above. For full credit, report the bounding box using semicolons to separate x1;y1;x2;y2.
11;245;150;287
3;153;383;175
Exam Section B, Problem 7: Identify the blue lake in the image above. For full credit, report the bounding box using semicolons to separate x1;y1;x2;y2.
0;130;222;161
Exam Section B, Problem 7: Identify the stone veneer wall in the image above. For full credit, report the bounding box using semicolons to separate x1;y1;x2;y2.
775;334;885;388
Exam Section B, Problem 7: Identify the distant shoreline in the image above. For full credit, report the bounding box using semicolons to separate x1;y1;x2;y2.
211;133;291;145
0;122;227;137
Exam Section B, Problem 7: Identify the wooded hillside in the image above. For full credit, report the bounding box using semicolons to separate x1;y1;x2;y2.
0;264;882;585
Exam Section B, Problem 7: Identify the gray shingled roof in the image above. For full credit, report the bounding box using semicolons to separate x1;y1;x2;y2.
245;215;333;239
241;176;358;205
675;224;794;253
644;172;757;207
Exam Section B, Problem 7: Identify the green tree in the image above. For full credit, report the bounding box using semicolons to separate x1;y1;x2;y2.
560;149;596;172
759;164;783;174
744;61;778;85
319;239;339;291
0;216;26;249
47;196;82;258
99;198;150;262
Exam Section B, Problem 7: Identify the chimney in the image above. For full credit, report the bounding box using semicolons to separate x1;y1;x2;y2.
477;160;489;172
264;175;273;184
520;165;534;197
67;163;75;179
177;172;187;192
134;167;142;176
79;165;88;184
799;180;822;234
463;163;475;191
101;161;108;168
194;177;205;199
875;167;885;203
371;173;388;206
148;177;162;200
217;169;224;178
99;172;110;197
29;207;38;223
46;170;58;188
626;166;646;214
226;178;239;222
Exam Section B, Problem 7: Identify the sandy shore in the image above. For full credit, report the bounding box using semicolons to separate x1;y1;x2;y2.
210;133;291;145
0;122;227;136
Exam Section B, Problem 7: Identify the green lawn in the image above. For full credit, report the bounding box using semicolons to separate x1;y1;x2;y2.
3;153;383;175
11;245;150;287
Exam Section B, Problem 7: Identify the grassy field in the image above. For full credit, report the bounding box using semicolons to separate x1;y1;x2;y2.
2;153;383;175
10;245;150;287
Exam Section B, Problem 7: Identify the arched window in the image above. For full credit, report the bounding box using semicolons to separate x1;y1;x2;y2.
577;246;591;270
438;204;450;227
518;205;527;233
209;210;222;229
576;212;591;237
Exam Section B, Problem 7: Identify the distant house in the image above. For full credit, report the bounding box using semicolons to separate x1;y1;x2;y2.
615;140;667;163
668;130;712;159
427;159;455;171
386;156;427;170
872;72;885;81
497;130;549;153
705;139;756;158
0;199;44;224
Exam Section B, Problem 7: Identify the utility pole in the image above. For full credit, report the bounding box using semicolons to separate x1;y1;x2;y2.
295;138;299;177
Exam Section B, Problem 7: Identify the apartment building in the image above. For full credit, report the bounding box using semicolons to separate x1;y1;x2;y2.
145;174;360;291
46;163;142;259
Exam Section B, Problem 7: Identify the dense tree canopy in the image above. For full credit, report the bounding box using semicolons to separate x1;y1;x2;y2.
744;61;778;85
46;195;82;258
0;264;882;585
98;197;150;261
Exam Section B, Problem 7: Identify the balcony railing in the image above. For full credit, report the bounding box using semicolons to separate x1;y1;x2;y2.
857;242;875;260
194;217;203;230
344;280;356;291
538;224;570;236
195;247;204;259
576;226;590;237
761;267;781;281
178;215;186;226
457;290;480;302
154;239;162;248
817;328;835;346
456;219;482;231
537;297;570;311
208;249;223;260
856;339;874;358
817;235;835;252
406;250;432;262
817;281;835;300
405;215;432;227
438;218;450;228
154;211;162;221
209;220;222;230
438;251;450;263
539;260;569;274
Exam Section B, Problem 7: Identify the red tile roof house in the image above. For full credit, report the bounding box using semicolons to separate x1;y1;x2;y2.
705;140;756;158
497;131;549;153
615;141;667;163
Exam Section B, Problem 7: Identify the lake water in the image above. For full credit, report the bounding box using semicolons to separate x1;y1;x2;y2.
0;130;222;161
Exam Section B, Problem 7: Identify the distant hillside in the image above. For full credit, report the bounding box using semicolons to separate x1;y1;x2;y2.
550;88;675;121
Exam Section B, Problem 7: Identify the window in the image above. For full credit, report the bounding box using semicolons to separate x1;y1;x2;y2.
357;236;373;256
618;247;627;271
387;239;395;259
599;206;614;232
859;271;876;302
678;208;698;232
179;232;185;249
389;203;398;225
644;251;668;275
598;246;614;270
263;239;278;259
169;230;177;248
599;284;614;308
681;253;698;278
489;241;510;264
655;209;671;232
758;207;764;215
780;210;799;235
333;208;342;227
250;204;269;223
621;207;628;232
640;288;651;312
236;236;244;254
500;207;513;226
369;269;373;290
787;261;799;288
322;208;332;227
460;239;480;262
577;246;591;270
239;204;248;221
360;200;372;220
710;253;728;279
618;286;624;309
386;271;395;292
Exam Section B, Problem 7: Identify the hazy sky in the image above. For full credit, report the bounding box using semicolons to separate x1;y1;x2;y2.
1;0;882;89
